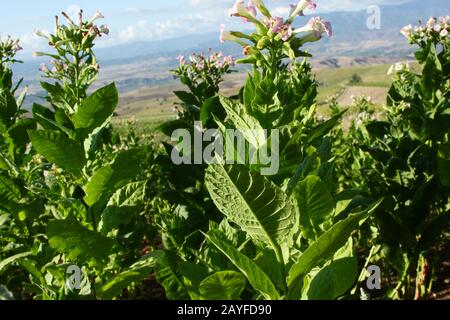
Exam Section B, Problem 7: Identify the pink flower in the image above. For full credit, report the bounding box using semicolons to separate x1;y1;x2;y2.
279;25;293;41
177;55;185;66
223;55;235;66
243;0;258;22
265;16;284;33
220;24;229;43
196;61;205;70
39;63;48;72
289;4;305;17
247;0;257;18
294;17;332;42
288;0;317;22
400;24;413;38
441;29;449;37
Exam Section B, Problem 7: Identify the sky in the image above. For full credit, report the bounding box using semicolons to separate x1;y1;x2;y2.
0;0;413;57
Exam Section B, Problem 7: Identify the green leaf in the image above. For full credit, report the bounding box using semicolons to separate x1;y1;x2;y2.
287;200;382;294
178;261;209;299
84;147;145;206
0;252;33;273
47;218;115;266
205;230;279;300
292;175;335;241
421;46;443;98
0;89;17;131
157;119;190;137
0;175;21;203
6;118;36;147
28;130;86;176
98;251;164;300
174;91;200;107
205;163;296;249
72;83;118;139
154;251;189;300
305;110;346;145
200;96;223;126
219;96;266;149
99;181;147;233
199;271;247;300
306;257;358;300
32;103;56;130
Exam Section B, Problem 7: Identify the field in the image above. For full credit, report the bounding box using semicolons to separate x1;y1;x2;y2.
1;2;448;303
112;63;398;135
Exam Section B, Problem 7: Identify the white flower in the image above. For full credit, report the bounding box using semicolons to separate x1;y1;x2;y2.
388;62;410;75
88;11;104;24
34;29;49;38
400;24;413;38
288;0;317;22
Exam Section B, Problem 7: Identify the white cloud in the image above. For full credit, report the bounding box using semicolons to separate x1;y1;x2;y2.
18;31;48;54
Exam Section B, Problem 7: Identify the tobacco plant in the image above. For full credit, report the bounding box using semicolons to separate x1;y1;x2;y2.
147;0;382;300
0;11;160;300
340;16;450;299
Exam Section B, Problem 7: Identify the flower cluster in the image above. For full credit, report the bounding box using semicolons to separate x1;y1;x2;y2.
220;0;332;66
0;35;22;66
387;61;411;75
173;50;235;87
34;10;109;107
401;15;450;44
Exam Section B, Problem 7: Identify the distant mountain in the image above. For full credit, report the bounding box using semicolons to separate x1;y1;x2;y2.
14;0;449;100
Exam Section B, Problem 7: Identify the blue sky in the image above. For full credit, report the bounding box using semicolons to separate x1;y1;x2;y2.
1;0;413;57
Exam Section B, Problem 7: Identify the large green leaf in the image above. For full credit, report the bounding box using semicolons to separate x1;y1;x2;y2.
84;147;145;206
47;218;115;266
154;251;189;300
205;230;279;300
99;181;147;233
6;117;35;141
287;200;382;295
292;175;335;241
199;271;247;300
206;163;295;249
71;83;118;138
27;130;86;176
219;96;266;149
306;257;358;300
98;251;164;300
0;175;21;203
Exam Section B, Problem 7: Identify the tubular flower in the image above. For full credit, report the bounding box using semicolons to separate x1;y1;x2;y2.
294;17;332;42
247;0;257;18
400;24;413;38
251;0;271;18
288;0;317;22
265;16;284;33
229;0;255;21
278;24;294;41
220;24;248;46
177;55;186;66
89;11;105;24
